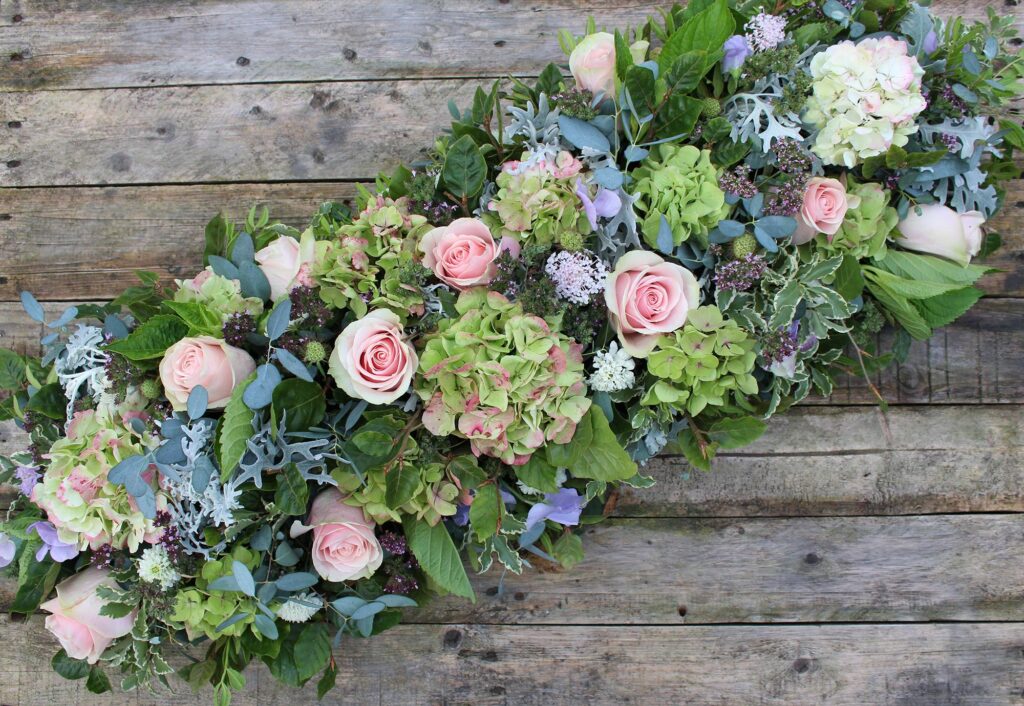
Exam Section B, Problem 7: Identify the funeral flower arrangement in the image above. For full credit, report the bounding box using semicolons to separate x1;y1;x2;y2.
0;1;1020;701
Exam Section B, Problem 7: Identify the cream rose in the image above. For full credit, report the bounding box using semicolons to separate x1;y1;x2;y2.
793;177;853;245
328;310;417;404
158;335;256;411
254;231;316;300
569;32;616;96
290;489;382;582
604;251;701;358
41;567;137;664
896;204;985;266
419;218;503;290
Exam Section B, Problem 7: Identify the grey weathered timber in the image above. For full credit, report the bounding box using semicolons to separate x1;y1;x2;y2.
0;0;1007;91
1;618;1023;706
0;180;1020;300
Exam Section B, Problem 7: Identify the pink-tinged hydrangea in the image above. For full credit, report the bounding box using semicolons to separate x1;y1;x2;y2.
415;289;591;464
804;38;926;167
31;409;164;553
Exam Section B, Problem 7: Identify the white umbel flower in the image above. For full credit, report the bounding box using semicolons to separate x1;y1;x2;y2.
137;546;180;590
589;342;636;392
277;592;323;623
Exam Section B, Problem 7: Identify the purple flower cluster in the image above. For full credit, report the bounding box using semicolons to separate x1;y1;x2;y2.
714;254;768;292
939;133;960;152
763;177;808;217
154;510;183;562
773;139;812;174
222;312;255;347
719;165;759;199
760;325;800;364
289;285;331;329
378;530;408;556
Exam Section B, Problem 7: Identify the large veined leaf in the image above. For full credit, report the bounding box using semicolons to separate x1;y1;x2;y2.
218;375;254;481
442;135;486;200
105;315;188;361
402;517;475;601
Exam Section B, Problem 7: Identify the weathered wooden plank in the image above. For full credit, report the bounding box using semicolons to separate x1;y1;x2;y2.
1;618;1022;705
0;79;479;186
3;405;1020;516
0;0;1012;91
0;180;1021;300
0;182;358;300
3;514;1021;623
2;297;1021;405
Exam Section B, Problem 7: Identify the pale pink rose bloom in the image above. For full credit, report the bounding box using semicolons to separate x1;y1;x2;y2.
254;232;316;300
419;218;503;290
290;489;382;582
41;567;137;664
792;177;852;245
158;336;256;411
328;310;417;405
897;204;985;266
604;251;701;358
569;32;616;96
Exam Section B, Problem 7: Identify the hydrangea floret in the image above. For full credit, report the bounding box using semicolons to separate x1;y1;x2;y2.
644;306;758;416
814;181;898;260
313;195;432;318
31;409;162;552
335;460;460;526
631;144;729;249
173;269;264;322
804;37;927;167
416;289;591;464
169;546;259;640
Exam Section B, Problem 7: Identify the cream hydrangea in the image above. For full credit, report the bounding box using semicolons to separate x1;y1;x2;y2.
804;37;926;167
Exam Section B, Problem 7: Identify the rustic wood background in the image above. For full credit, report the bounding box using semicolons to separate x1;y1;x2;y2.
1;1;1022;704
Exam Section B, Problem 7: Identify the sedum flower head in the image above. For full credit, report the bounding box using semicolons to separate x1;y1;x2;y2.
815;181;898;259
416;289;591;464
804;38;926;167
484;153;591;248
33;409;162;553
632;144;729;249
313;196;432;318
174;268;263;322
643;306;758;416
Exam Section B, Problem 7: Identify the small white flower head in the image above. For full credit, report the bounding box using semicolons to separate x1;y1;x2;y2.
517;467;568;496
137;546;180;590
589;342;636;393
545;251;608;305
745;12;787;53
277;592;323;623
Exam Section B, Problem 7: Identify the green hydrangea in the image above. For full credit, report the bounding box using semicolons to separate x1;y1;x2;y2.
169;546;259;641
632;144;729;249
643;306;758;416
335;461;459;526
416;289;591;464
814;181;897;260
173;269;263;322
483;156;591;247
313;195;432;318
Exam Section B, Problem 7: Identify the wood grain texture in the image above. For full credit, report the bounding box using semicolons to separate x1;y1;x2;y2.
0;0;1012;91
1;618;1022;706
4;514;1020;624
0;180;1021;300
1;404;1016;517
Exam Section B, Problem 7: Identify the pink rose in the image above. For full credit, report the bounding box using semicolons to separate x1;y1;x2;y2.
419;218;504;290
793;177;850;245
569;32;616;96
255;232;316;300
328;309;417;404
896;204;985;266
604;251;701;358
159;335;256;411
41;567;137;664
290;489;382;582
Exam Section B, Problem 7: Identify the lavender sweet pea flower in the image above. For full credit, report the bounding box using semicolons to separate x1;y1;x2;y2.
15;465;40;497
0;533;14;568
923;30;938;56
28;521;79;563
576;180;622;230
525;488;586;530
722;35;752;72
